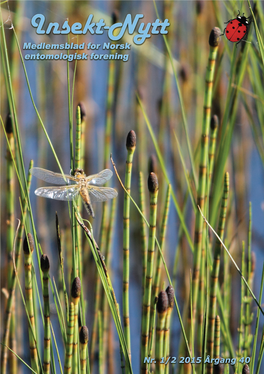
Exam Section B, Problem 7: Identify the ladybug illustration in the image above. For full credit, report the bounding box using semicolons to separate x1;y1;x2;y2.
223;10;251;44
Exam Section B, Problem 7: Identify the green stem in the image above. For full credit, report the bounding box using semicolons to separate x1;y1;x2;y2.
123;131;136;367
141;173;159;374
207;172;229;374
41;255;51;374
64;303;74;374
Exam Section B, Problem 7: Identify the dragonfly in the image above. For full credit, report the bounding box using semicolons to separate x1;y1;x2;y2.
30;167;118;218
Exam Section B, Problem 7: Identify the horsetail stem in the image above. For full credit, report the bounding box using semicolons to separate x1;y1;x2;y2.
238;242;246;367
79;326;89;374
244;202;253;356
1;161;32;374
5;113;16;373
98;310;103;374
41;254;51;374
153;184;171;298
207;172;229;374
23;234;39;374
192;27;221;327
90;225;105;372
139;172;148;291
164;285;174;374
90;188;109;372
6;113;15;284
104;11;118;170
64;302;75;374
150;184;171;352
148;296;157;359
71;277;81;374
155;291;169;374
123;130;136;365
141;172;159;374
102;198;116;373
214;316;220;358
56;212;69;320
208;114;219;182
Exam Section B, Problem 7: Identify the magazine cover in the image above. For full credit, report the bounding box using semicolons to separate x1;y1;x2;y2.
1;1;264;374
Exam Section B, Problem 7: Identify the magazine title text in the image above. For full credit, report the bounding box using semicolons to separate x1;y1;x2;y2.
31;14;170;45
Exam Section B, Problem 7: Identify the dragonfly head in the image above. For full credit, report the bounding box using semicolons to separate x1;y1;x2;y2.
74;168;85;177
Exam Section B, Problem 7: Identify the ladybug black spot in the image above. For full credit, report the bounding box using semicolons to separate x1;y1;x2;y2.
232;26;235;29
238;30;240;33
244;30;246;33
226;30;229;33
237;38;239;40
230;21;233;24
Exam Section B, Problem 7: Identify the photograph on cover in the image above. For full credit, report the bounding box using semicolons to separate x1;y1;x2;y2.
1;1;264;374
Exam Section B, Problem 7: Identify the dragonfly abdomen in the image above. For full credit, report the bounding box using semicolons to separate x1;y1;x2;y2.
80;187;95;218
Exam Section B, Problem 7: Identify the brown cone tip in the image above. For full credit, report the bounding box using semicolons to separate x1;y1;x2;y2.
165;285;174;308
5;113;13;134
210;115;219;130
71;277;81;298
79;326;89;344
148;154;158;174
148;172;158;193
179;64;190;83
209;27;221;47
112;10;119;24
126;130;136;150
77;102;86;121
251;251;256;273
242;364;250;374
213;363;224;374
196;0;204;15
41;254;50;272
23;233;34;254
157;291;169;313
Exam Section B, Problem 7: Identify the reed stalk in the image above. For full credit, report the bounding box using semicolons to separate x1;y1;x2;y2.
41;254;51;374
23;234;39;374
141;172;159;374
64;302;75;374
71;277;81;374
123;130;136;367
79;326;89;374
155;291;169;374
164;285;174;374
207;172;229;374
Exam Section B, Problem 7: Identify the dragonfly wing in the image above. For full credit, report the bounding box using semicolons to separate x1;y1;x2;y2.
88;186;118;203
30;167;77;185
86;169;113;186
35;185;80;201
